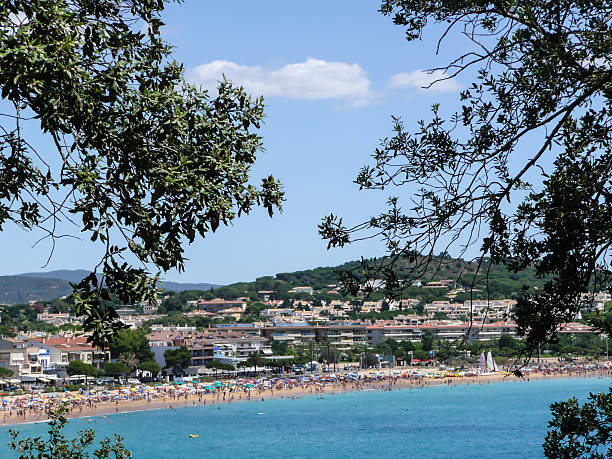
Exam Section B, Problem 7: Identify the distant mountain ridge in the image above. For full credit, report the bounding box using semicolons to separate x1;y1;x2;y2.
18;269;92;284
0;270;221;304
1;257;545;305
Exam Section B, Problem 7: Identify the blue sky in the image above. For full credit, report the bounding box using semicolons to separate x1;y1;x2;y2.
0;0;474;284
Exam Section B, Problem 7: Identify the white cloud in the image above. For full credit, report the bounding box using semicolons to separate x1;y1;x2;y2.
389;69;462;92
188;58;376;107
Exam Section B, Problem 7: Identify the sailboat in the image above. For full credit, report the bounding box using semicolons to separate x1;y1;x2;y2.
478;351;500;375
486;351;500;372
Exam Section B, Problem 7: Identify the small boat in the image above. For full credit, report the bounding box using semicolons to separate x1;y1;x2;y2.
188;434;199;438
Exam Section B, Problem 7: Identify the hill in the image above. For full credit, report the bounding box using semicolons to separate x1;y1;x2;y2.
159;281;220;292
18;270;92;284
0;270;221;304
2;257;546;305
208;256;545;301
0;276;73;304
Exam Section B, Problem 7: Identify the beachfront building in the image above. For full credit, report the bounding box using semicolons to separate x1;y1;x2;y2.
187;341;215;367
0;335;108;377
318;324;368;350
191;332;270;367
366;323;422;344
147;330;182;368
147;328;271;368
366;321;520;345
210;332;271;361
0;337;29;376
260;323;316;345
0;338;48;376
28;336;110;372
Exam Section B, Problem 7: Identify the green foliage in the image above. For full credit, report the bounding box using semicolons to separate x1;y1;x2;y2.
163;346;191;375
498;334;518;351
543;388;612;458
363;352;379;367
239;352;266;370
0;0;283;348
542;333;605;357
421;330;434;352
413;349;428;360
9;403;131;458
158;289;215;314
118;352;139;375
0;367;13;377
589;304;612;336
271;340;289;355
66;360;97;377
157;255;546;314
103;361;129;377
246;302;267;316
206;361;235;371
320;0;612;355
109;329;154;363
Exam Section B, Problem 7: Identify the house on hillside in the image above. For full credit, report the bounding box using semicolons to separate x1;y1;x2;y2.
196;298;246;320
257;290;274;301
288;286;314;295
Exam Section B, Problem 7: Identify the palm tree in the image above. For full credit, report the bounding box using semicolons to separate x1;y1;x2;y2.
119;352;139;378
244;351;266;374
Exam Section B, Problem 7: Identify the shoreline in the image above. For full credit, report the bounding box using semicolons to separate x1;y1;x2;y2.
2;370;609;427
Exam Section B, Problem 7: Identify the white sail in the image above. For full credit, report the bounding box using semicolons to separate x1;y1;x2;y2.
486;351;494;371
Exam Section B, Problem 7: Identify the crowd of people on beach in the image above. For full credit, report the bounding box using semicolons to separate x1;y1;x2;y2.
1;362;610;425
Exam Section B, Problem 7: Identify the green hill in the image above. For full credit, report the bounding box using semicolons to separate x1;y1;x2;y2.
3;257;546;306
207;257;545;302
0;276;73;304
0;270;221;305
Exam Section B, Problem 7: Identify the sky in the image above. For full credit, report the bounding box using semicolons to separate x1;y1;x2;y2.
0;0;476;285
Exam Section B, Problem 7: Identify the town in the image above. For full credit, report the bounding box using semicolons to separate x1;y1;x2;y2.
0;279;606;387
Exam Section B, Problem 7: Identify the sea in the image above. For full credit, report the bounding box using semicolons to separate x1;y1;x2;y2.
1;376;610;458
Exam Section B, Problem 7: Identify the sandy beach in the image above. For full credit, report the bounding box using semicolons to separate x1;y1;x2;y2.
2;367;609;427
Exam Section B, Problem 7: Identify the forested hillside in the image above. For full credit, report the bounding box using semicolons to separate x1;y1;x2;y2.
3;256;546;307
197;257;546;302
0;271;221;305
0;276;73;304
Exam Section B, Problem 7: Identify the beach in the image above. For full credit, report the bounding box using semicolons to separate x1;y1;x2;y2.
2;365;610;427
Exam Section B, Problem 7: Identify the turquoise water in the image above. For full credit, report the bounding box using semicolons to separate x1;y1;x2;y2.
1;377;610;458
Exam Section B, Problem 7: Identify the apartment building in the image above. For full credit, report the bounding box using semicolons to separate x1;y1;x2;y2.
288;286;314;295
580;292;612;312
29;336;110;370
318;325;368;350
196;299;246;320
